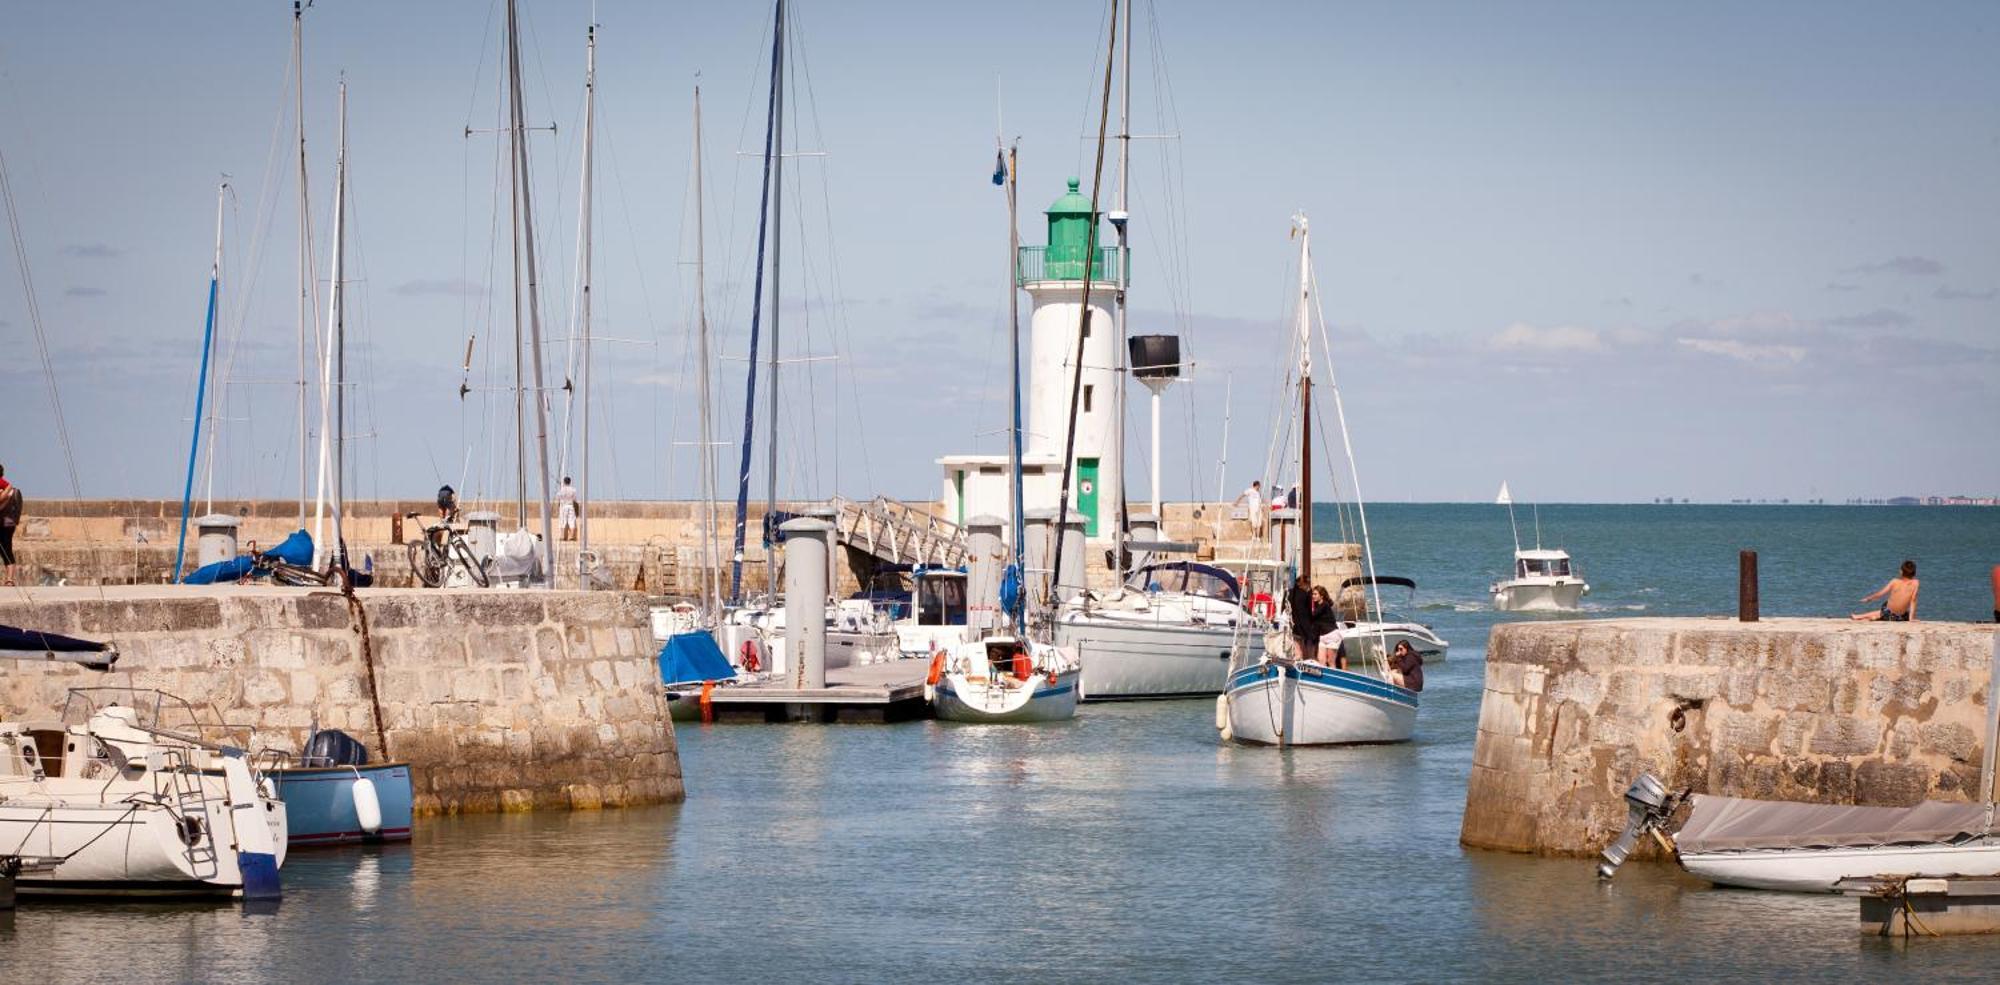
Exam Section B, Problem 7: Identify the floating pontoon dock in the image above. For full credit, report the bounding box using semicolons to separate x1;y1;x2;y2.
695;661;931;723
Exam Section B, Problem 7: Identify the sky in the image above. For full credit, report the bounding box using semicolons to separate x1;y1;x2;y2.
0;0;1995;506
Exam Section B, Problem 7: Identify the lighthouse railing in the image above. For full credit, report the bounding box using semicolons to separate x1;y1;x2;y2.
1015;245;1124;286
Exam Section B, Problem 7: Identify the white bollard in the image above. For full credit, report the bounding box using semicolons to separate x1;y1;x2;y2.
779;517;831;690
964;515;1005;631
195;514;241;568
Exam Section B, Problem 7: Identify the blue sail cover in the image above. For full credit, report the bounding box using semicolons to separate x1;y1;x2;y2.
659;631;737;686
185;528;315;585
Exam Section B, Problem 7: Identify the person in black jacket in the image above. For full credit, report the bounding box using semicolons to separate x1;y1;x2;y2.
1286;575;1316;659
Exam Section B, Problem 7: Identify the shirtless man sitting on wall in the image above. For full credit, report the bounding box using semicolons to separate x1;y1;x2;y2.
1851;560;1920;622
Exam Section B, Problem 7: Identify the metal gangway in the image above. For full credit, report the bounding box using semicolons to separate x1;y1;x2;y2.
829;496;967;569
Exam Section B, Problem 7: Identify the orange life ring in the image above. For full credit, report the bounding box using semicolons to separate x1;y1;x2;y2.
1250;592;1276;620
739;640;762;674
927;650;946;687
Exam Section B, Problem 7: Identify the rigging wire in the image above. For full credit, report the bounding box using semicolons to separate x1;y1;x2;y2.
0;139;82;497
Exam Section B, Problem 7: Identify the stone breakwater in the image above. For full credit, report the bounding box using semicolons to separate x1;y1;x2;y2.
0;585;683;814
1460;617;2000;857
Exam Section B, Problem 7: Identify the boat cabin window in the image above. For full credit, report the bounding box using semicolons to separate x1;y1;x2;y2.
1517;557;1571;578
917;575;967;626
1126;563;1240;603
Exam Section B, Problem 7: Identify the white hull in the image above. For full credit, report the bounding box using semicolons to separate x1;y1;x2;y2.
1678;841;2000;894
932;673;1078;723
1;787;288;897
1491;579;1587;612
1221;659;1416;746
1059;616;1260;701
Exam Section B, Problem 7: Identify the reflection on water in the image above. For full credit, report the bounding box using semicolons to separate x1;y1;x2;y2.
6;506;1999;982
9;701;2000;982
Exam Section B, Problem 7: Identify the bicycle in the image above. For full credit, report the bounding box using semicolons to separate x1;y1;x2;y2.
403;513;489;588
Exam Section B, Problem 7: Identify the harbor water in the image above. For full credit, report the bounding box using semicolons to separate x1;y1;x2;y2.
3;505;1996;983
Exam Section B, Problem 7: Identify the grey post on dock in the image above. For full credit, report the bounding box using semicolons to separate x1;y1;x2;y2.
965;515;1005;631
780;517;831;690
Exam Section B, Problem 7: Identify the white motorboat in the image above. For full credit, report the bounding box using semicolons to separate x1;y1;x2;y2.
1599;774;2000;893
927;635;1080;724
1489;482;1588;612
1219;214;1418;747
1331;575;1450;666
0;692;287;899
1491;549;1589;612
1059;561;1268;701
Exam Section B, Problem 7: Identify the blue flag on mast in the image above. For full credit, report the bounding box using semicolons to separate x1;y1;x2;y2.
992;147;1007;186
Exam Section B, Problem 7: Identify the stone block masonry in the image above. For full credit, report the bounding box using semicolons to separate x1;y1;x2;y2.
1461;617;2000;857
0;585;683;814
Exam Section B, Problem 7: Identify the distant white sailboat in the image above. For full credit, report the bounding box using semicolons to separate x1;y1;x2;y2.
1489;481;1589;612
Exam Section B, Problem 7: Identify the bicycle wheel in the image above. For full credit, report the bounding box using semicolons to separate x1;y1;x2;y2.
406;540;443;588
451;538;490;588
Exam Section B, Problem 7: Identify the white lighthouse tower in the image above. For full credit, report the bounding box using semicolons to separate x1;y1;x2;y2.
939;177;1122;541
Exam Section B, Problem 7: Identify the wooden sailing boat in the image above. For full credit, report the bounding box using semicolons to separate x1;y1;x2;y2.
1218;214;1418;746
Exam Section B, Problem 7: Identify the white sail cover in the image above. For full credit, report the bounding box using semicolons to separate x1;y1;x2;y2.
1494;482;1512;506
1675;794;1992;854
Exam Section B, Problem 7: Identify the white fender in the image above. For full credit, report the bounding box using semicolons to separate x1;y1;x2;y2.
1214;693;1229;732
351;775;383;835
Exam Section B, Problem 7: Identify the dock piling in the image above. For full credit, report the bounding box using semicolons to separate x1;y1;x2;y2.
1738;549;1759;622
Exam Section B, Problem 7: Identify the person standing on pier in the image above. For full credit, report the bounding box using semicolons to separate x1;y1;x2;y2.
0;464;20;586
556;477;579;542
1851;560;1919;622
1234;480;1266;537
1990;563;1999;623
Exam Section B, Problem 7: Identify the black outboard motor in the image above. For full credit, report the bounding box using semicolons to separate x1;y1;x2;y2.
302;729;371;767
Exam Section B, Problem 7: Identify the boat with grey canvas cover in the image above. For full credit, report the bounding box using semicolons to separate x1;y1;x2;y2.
1599;772;2000;893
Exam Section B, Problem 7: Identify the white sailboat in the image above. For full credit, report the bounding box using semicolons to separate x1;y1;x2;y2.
1489;481;1589;611
0;684;286;899
1220;214;1418;747
1052;0;1268;701
927;141;1079;725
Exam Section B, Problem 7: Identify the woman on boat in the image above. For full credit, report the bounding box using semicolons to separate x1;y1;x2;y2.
1309;585;1345;669
1388;640;1424;692
1286;575;1317;660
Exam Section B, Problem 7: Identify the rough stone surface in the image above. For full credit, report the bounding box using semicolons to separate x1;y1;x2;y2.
1460;617;2000;858
0;585;684;815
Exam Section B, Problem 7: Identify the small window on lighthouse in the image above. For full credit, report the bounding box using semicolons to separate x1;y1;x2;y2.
1084;385;1095;413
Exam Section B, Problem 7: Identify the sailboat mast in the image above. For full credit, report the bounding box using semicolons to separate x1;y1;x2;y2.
328;81;349;573
173;182;228;583
577;22;596;584
693;85;720;616
1295;216;1312;587
505;0;557;583
764;0;786;591
1007;142;1024;628
293;0;313;531
1112;0;1131;579
727;0;784;604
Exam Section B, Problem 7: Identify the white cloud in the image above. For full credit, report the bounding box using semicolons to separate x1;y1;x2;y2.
1489;322;1603;352
1675;337;1806;364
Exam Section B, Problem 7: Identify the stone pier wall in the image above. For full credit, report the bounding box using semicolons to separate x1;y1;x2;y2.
1461;617;2000;857
11;497;1324;595
0;586;683;814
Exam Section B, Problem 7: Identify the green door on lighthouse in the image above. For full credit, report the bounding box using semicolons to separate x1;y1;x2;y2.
1077;458;1100;537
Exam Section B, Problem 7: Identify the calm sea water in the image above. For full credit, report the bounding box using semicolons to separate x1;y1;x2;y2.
4;505;1997;983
